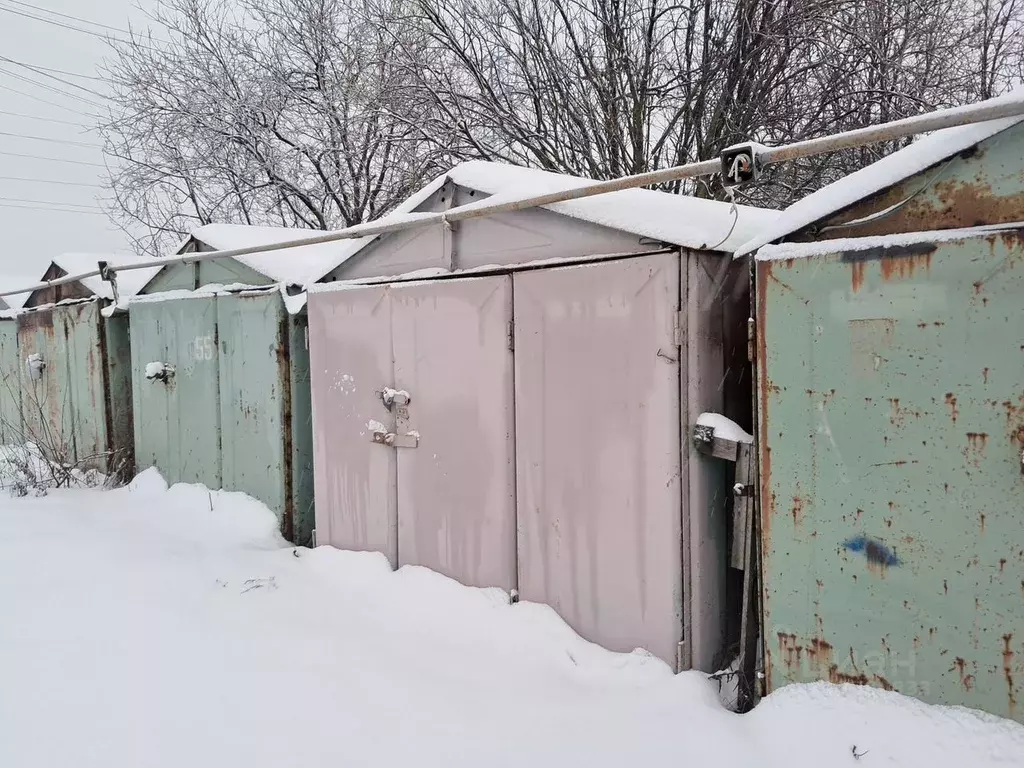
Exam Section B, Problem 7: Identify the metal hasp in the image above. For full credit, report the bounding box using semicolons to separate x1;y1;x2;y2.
15;301;135;480
129;290;315;545
755;228;1024;722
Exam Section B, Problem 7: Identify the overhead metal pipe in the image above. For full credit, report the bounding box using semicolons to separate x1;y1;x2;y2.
4;94;1024;300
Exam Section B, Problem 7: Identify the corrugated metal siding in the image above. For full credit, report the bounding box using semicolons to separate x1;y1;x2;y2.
757;230;1024;722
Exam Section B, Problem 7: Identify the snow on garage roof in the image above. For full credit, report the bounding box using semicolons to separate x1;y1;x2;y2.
735;92;1024;257
190;180;451;286
445;161;777;252
51;253;162;301
190;223;353;285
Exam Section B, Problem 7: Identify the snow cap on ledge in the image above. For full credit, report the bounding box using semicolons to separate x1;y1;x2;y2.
734;89;1024;257
755;221;1024;262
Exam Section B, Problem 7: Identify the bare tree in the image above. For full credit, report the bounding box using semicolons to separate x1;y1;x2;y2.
103;0;451;256
406;0;1002;207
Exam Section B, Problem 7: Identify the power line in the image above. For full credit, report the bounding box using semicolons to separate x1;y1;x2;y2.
0;110;92;129
0;150;106;168
0;0;132;35
0;175;103;188
0;83;103;119
0;56;108;99
0;3;130;44
0;130;101;149
0;65;106;108
0;59;106;83
0;195;104;209
0;202;107;216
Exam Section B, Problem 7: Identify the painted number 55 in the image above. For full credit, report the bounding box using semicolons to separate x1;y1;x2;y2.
191;335;214;361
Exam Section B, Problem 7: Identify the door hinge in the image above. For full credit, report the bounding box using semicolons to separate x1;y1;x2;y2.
673;309;684;347
508;320;515;352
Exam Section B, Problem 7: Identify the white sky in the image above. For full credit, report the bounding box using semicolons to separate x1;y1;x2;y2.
0;0;157;292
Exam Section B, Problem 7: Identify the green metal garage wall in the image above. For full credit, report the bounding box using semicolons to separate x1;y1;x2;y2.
756;228;1024;722
130;289;314;543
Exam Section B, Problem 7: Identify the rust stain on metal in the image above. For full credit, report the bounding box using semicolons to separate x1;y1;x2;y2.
945;394;959;423
1003;634;1017;714
791;495;804;524
943;579;949;595
879;251;933;282
1000;558;1007;572
850;260;867;292
778;632;803;671
981;513;987;532
873;674;895;691
983;367;990;384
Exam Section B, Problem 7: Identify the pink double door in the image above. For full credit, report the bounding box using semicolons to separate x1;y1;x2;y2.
308;253;686;665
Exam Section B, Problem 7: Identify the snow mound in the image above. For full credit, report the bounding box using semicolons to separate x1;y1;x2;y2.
0;475;1022;768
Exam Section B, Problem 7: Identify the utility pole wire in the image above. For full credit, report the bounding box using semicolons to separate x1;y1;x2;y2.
0;56;108;99
0;150;107;168
0;83;103;119
4;94;1022;300
0;0;134;35
0;130;100;149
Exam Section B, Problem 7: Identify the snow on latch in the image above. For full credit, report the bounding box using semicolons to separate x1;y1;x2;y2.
696;412;753;444
145;362;174;381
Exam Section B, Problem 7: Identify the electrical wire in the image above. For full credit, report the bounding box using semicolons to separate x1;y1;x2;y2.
0;130;101;149
0;150;106;168
0;3;130;43
0;2;163;52
0;59;106;83
0;56;108;99
0;195;104;209
0;202;107;215
0;0;132;35
0;66;105;108
0;110;92;129
0;83;103;119
0;175;103;188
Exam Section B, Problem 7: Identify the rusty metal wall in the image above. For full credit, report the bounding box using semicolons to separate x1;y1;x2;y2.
391;277;517;592
513;254;684;666
14;302;130;473
0;320;21;444
793;122;1024;242
756;230;1024;722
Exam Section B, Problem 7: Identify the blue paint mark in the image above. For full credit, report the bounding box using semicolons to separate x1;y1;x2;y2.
843;534;901;567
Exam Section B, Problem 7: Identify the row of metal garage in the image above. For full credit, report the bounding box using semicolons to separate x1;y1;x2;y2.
2;115;1023;723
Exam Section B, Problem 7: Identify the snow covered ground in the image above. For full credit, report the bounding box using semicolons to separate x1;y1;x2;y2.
1;471;1023;768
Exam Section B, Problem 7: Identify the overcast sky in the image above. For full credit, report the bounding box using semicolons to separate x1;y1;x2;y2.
0;0;158;291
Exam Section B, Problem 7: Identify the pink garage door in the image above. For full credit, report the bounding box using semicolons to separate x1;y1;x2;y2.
308;276;517;591
391;277;516;591
513;253;683;666
308;285;398;565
